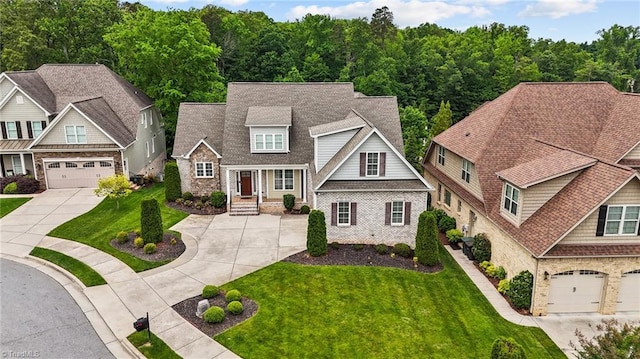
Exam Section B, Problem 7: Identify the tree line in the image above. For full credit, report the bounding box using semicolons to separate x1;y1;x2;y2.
2;1;638;167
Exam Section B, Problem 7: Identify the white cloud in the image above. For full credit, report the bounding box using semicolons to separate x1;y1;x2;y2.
517;0;597;19
286;0;493;27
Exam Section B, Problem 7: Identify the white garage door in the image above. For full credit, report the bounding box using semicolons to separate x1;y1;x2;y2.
45;160;114;189
548;270;604;313
617;270;640;312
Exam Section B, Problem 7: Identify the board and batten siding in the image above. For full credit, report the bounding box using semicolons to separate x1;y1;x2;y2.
0;79;15;102
433;144;483;201
0;92;47;129
329;133;413;180
38;108;114;145
623;143;640;160
249;126;288;152
316;129;358;171
561;178;640;244
520;172;579;222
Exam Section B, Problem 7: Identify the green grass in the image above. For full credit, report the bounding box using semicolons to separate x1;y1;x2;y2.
215;248;564;359
0;197;31;217
128;330;182;359
30;247;107;287
48;184;188;272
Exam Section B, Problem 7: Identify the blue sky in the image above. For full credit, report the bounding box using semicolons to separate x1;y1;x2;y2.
139;0;639;43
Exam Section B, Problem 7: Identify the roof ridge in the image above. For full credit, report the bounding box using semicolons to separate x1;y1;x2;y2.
180;102;226;105
71;96;105;104
350;108;374;128
531;137;636;172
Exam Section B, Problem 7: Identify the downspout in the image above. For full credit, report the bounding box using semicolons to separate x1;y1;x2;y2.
531;255;539;315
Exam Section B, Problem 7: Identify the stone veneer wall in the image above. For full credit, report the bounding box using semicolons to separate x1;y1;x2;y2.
33;151;122;190
176;144;221;196
315;191;427;247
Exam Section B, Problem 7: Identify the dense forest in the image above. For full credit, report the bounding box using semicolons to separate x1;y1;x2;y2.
1;0;638;168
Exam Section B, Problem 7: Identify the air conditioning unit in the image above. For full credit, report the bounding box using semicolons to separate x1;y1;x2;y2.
461;224;469;233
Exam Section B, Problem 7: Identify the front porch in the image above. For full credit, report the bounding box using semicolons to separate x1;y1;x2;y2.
229;195;309;216
0;151;36;178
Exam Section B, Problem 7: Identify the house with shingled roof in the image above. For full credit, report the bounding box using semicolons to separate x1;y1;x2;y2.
422;82;640;316
0;64;166;189
173;82;433;245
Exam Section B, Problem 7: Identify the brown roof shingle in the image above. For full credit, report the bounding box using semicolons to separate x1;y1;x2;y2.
173;103;226;157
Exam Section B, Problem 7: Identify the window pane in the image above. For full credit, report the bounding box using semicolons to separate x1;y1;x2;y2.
275;134;283;149
274;170;283;190
205;163;213;176
511;188;519;202
76;126;86;143
32;122;43;138
265;134;273;149
7;122;17;138
284;170;294;190
391;201;403;224
607;206;623;220
624;206;639;220
338;202;350;224
510;203;518;215
622;221;637;234
65;126;75;143
367;153;378;176
605;221;620;234
255;134;263;150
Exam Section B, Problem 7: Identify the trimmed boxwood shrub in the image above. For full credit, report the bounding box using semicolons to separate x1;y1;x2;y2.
143;243;157;254
182;192;194;200
446;228;464;243
508;270;534;310
374;244;389;255
226;301;244;315
306;210;327;256
472;233;491;263
494;266;507;280
134;237;144;248
438;215;456;233
164;162;181;202
392;243;412;258
1;175;39;194
203;306;225;323
202;285;219;299
330;241;340;250
283;194;295;211
210;191;226;208
225;289;241;303
3;182;18;194
116;231;128;244
490;337;527;359
498;279;510;294
432;209;447;224
300;205;310;214
141;199;163;244
415;211;439;266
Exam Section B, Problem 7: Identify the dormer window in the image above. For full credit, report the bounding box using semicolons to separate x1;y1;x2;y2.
255;133;284;151
503;183;520;216
438;146;446;165
462;159;471;183
246;106;291;153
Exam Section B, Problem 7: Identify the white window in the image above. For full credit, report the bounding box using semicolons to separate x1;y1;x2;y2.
255;134;264;150
31;121;43;138
438;146;446;165
462;159;471;183
391;201;404;225
146;141;150;157
11;155;23;174
48;162;60;169
195;162;214;177
444;189;451;207
274;169;294;190
366;152;379;176
605;206;640;235
99;161;112;167
83;162;95;168
338;201;350;226
503;183;520;216
151;137;155;153
265;134;274;150
65;125;86;144
255;133;284;151
143;112;147;128
6;122;18;139
149;111;153;125
275;134;283;149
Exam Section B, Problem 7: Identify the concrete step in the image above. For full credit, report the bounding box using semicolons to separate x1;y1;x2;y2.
230;202;259;216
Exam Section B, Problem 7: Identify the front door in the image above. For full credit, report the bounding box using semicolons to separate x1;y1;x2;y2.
240;171;252;196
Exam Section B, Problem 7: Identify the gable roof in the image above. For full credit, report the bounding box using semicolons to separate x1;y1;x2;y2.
173;103;226;158
308;110;367;137
4;71;56;114
245;106;291;126
425;82;640;257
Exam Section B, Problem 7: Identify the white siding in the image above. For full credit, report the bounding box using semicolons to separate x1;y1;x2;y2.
520;172;579;222
316;129;357;171
0;92;48;138
623;143;640;160
0;79;15;103
39;108;114;145
249;126;288;153
329;133;414;180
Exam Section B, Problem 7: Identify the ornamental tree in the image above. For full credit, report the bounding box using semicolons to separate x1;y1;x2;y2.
94;174;131;209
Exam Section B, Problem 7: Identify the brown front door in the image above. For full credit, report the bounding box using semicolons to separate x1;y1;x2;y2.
240;171;252;196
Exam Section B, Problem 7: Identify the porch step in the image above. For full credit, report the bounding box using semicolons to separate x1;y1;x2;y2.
230;202;259;216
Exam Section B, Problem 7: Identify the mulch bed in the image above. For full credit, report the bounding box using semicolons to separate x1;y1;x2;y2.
165;201;226;215
172;294;258;337
472;261;531;315
110;232;185;262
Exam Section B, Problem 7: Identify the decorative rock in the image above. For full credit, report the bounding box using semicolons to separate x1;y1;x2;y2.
196;299;210;318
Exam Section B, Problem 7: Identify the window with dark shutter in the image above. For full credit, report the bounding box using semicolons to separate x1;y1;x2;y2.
15;121;22;139
42;121;47;130
27;122;33;138
596;205;608;236
331;203;337;226
385;202;391;225
359;153;366;177
351;203;357;225
404;202;411;225
1;122;6;139
379;152;386;176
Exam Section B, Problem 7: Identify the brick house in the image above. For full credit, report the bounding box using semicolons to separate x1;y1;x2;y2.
0;64;165;189
172;82;433;245
423;82;640;315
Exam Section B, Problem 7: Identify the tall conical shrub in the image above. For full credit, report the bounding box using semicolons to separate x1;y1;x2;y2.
306;210;327;256
141;199;163;244
164;162;181;202
415;210;440;266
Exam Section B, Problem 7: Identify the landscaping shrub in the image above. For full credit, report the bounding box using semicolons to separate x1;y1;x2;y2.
432;209;447;224
210;191;226;208
200;195;210;204
485;264;497;277
498;279;510;294
3;182;17;194
446;228;464;243
116;231;129;244
438;215;456;233
202;285;219;299
494;266;507;280
283;194;295;211
141;199;163;244
225;289;242;303
143;243;157;254
415;211;439;266
300;205;310;214
203;306;225;323
134;237;144;248
392;243;413;258
491;337;527;359
353;243;365;251
306;210;327;256
480;261;491;270
508;270;534;310
374;244;389;255
170;238;177;245
227;301;244;315
330;241;340;250
182;192;194;201
164;162;181;202
472;233;492;263
15;175;40;194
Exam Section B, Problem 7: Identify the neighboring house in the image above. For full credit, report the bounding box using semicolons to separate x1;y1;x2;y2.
173;82;433;245
422;82;640;316
0;64;165;189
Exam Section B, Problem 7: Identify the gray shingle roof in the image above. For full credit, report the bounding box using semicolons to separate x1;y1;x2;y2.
5;71;56;113
173;103;226;157
72;97;134;147
245;106;291;126
308;110;367;137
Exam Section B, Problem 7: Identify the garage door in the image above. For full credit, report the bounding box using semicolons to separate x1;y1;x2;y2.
45;160;114;189
617;270;640;312
548;270;605;313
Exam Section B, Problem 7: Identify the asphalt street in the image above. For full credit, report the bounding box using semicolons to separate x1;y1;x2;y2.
0;258;114;359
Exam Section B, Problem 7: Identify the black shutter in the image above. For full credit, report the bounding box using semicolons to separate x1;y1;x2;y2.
385;202;391;225
331;203;337;226
15;121;22;139
351;203;357;226
1;122;6;139
379;152;386;176
595;205;608;237
404;202;412;225
41;121;47;130
27;121;33;139
359;153;366;177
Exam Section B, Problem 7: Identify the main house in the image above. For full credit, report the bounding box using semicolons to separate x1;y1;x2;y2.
0;64;165;189
173;82;433;245
423;82;640;316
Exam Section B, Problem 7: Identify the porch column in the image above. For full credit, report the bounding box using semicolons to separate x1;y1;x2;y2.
302;168;307;203
19;153;26;175
257;169;263;204
225;168;230;210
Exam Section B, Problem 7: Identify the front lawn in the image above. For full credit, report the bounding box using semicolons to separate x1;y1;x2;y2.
48;184;188;272
0;197;31;217
215;249;563;358
30;247;107;287
128;330;182;359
